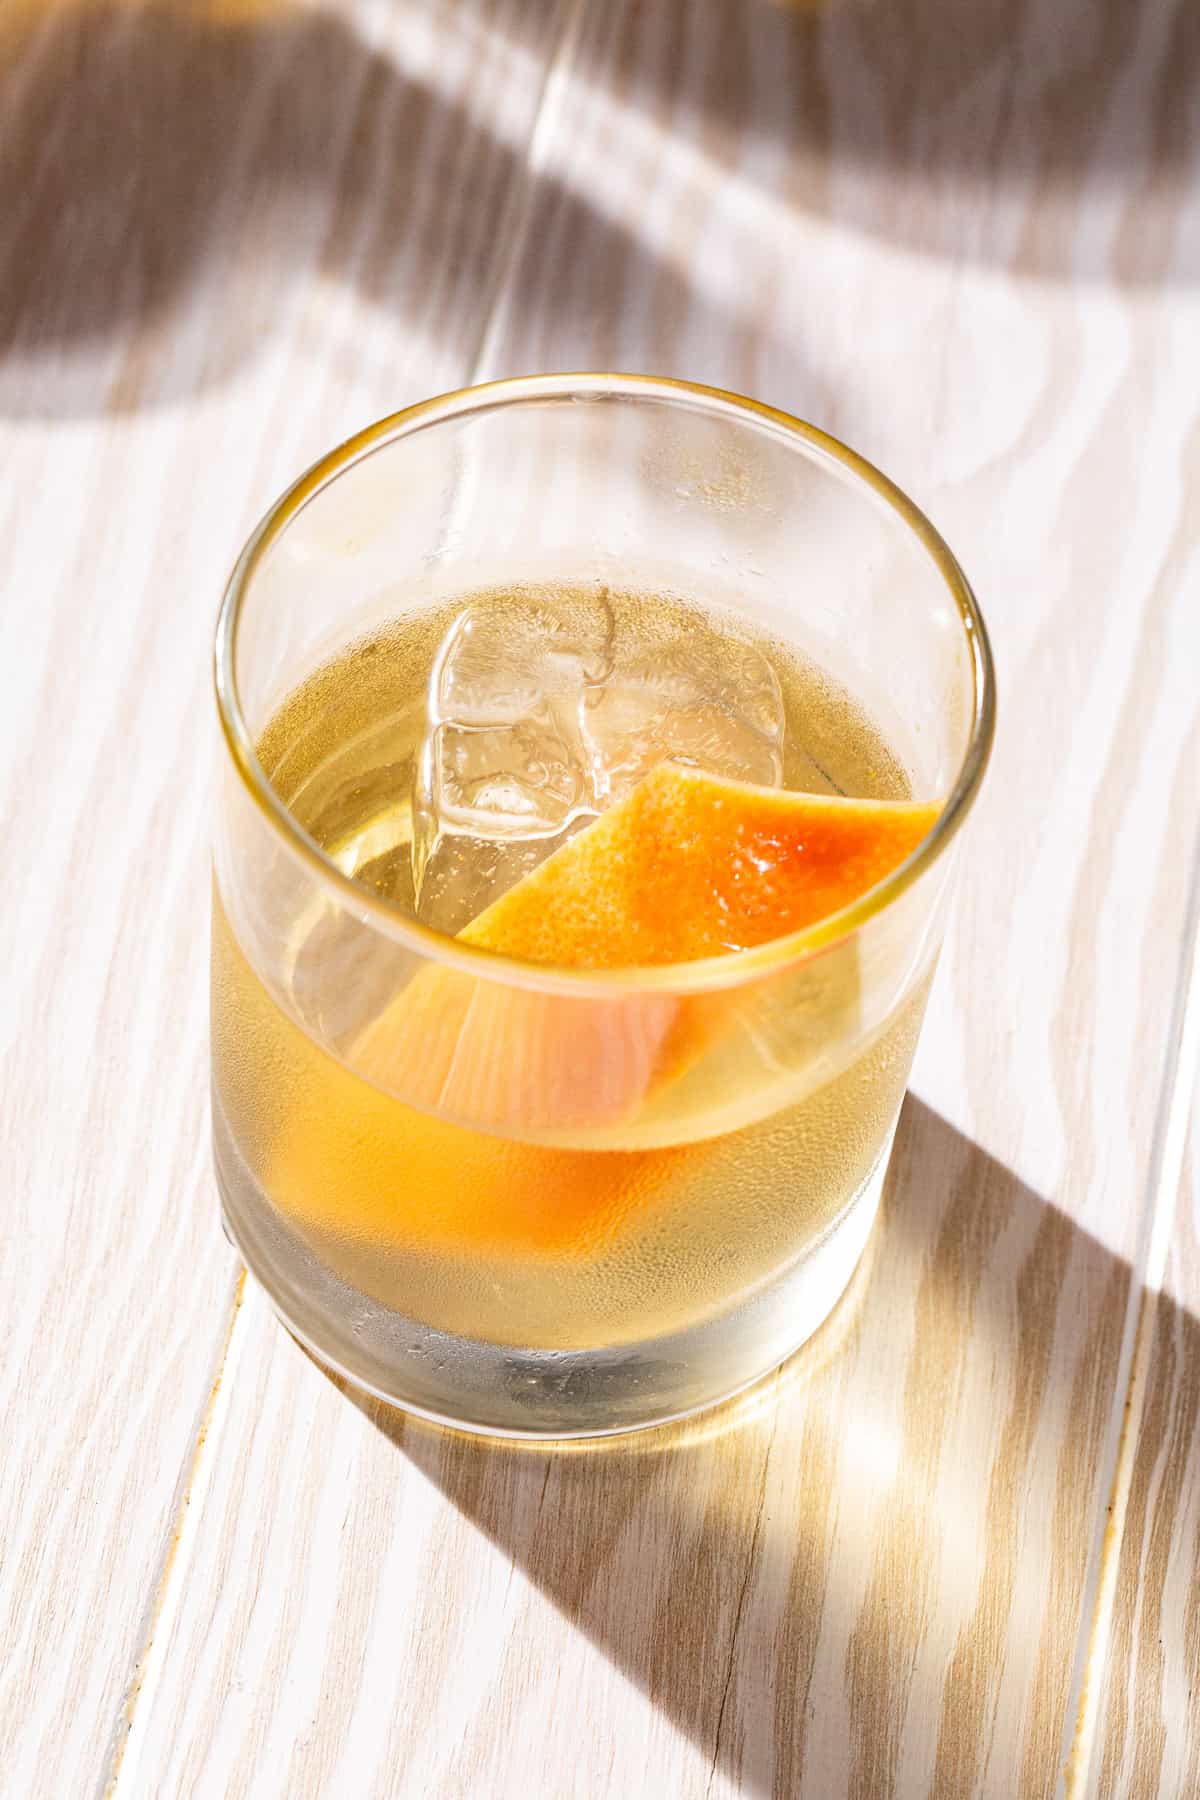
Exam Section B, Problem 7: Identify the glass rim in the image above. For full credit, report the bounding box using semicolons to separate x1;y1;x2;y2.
214;372;996;997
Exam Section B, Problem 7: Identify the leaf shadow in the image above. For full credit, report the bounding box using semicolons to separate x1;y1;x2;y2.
0;0;704;419
4;0;1192;425
571;0;1199;288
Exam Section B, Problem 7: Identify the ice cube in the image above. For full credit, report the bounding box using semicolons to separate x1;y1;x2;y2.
580;633;785;805
427;719;585;838
411;593;786;931
412;830;552;938
412;593;615;926
433;593;615;723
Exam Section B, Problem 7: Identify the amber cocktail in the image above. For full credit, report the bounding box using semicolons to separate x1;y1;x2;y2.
212;376;993;1436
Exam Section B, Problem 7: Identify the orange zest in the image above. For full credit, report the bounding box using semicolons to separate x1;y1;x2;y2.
453;762;940;966
270;765;938;1259
352;763;938;1134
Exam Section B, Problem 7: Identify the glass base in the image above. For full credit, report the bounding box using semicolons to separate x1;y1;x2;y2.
214;1110;893;1440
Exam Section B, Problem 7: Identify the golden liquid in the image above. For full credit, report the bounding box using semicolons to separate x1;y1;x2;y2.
213;588;923;1355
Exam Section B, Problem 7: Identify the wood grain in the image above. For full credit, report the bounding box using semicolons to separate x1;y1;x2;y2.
0;1;566;1793
1092;1100;1200;1799
117;2;1200;1797
6;0;1200;1793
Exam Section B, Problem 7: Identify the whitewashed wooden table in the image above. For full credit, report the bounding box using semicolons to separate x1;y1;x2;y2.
3;2;1198;1795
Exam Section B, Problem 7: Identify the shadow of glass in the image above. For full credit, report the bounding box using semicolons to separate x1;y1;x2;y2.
337;1095;1157;1796
568;0;1198;287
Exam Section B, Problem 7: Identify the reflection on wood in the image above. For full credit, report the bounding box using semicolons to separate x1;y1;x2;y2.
123;1106;1133;1797
1095;1114;1200;1798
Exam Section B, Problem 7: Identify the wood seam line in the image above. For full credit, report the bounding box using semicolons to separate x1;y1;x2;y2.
101;1268;247;1799
92;14;585;1784
467;0;591;384
705;1380;781;1798
1062;832;1200;1796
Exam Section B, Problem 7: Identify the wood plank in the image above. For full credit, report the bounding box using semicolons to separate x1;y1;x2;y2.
124;0;1200;1794
0;3;565;1793
1091;1089;1200;1797
122;1104;1139;1800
